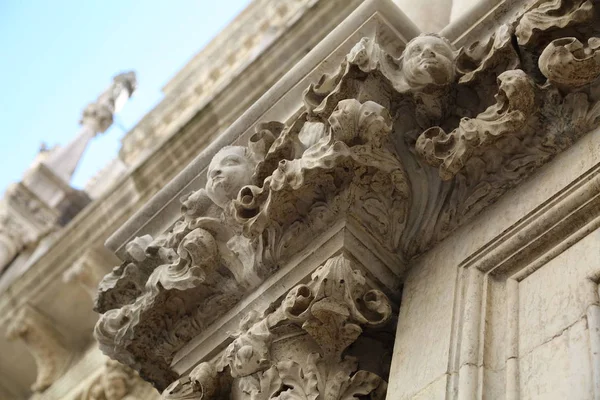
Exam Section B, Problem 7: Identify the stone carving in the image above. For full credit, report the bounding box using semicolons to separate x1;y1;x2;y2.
5;182;58;228
78;360;159;400
96;1;600;391
5;306;71;392
401;33;456;89
416;69;538;180
0;214;27;271
95;144;261;388
162;363;231;400
162;254;393;400
456;24;520;85
0;183;60;272
235;98;410;261
538;36;600;87
206;146;256;209
96;97;407;390
516;0;595;46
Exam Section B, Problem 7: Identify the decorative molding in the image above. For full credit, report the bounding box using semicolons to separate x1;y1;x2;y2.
5;305;71;392
447;161;600;399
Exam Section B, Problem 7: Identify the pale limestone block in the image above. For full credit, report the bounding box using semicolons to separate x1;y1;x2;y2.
482;276;508;371
519;318;593;400
387;236;460;399
482;367;506;400
408;373;447;399
518;230;600;355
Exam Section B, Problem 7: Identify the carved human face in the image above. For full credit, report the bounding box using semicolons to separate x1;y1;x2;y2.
402;35;456;89
206;146;254;209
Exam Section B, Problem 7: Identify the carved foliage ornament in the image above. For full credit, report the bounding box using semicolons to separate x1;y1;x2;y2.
96;0;600;391
95;96;407;389
162;254;392;400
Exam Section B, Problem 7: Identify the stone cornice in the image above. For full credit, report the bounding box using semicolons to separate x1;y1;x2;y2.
0;1;373;396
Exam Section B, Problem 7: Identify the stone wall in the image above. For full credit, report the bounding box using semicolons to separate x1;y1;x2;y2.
391;123;600;399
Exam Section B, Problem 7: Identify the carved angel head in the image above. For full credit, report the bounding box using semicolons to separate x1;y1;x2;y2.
402;33;457;89
205;146;255;209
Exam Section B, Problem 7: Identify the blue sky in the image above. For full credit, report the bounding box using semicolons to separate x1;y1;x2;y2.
0;0;250;193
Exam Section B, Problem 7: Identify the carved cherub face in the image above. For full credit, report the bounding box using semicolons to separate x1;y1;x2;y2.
402;34;456;89
206;146;254;209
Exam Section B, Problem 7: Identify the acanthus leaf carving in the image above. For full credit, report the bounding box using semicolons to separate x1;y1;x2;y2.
539;36;600;87
516;0;595;46
97;2;600;392
162;254;393;400
234;98;410;259
416;69;538;180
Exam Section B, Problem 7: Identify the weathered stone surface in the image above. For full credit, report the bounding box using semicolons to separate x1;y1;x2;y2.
92;1;600;399
161;254;394;400
96;0;600;394
77;359;159;400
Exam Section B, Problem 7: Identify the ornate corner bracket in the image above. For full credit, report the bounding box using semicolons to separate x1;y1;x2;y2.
95;0;600;394
162;254;393;400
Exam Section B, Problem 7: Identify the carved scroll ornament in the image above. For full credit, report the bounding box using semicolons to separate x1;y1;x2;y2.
416;69;538;180
95;96;407;390
539;36;600;87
